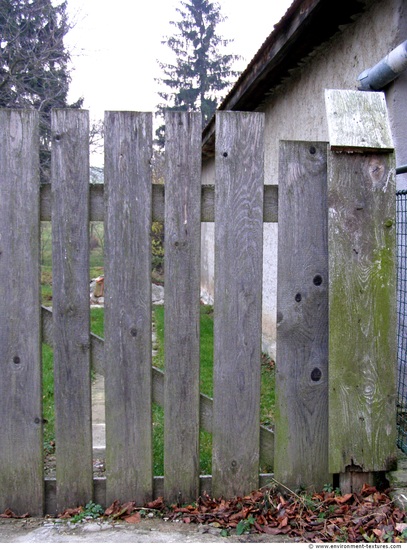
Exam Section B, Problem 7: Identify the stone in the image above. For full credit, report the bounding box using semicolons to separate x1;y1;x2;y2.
152;283;164;304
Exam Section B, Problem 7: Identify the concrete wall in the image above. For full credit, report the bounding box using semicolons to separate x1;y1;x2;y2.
200;0;407;358
200;159;215;305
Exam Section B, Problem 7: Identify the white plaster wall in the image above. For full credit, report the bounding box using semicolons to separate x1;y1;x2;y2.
200;158;215;304
201;0;406;359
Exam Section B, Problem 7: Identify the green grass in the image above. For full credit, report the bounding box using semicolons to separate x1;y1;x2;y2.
90;308;104;337
42;343;55;451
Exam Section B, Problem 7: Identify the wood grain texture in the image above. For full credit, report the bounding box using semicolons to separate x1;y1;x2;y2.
325;90;393;153
51;110;93;512
40;183;278;222
164;112;202;504
328;151;397;473
0;110;43;516
212;111;265;499
275;141;331;492
104;111;153;504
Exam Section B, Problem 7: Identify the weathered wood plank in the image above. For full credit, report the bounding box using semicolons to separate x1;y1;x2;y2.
51;110;93;512
275;141;331;492
164;112;202;504
40;183;278;222
0;110;43;516
41;306;275;467
328;151;397;477
325;90;393;153
104;111;153;504
212;111;264;498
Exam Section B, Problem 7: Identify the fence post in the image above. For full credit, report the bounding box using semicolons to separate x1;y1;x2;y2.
0;110;43;516
164;112;202;504
104;112;153;504
51;109;93;512
325;89;397;493
212;111;264;499
275;141;331;491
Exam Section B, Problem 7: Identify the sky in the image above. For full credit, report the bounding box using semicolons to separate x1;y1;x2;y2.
65;0;293;122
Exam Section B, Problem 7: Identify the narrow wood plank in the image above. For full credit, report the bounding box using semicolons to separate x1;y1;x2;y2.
0;110;43;516
164;112;202;504
275;141;331;492
212;111;264;499
104;111;153;504
42;306;275;468
51;109;93;512
41;183;278;222
328;151;397;475
325;89;393;153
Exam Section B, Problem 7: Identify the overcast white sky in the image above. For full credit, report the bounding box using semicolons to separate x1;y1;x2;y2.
65;0;293;122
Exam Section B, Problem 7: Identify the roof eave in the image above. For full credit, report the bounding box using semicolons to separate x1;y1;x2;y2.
202;0;367;159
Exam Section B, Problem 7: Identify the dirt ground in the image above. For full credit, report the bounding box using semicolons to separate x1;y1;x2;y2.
0;516;290;544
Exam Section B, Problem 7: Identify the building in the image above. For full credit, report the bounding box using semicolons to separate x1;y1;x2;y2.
200;0;407;358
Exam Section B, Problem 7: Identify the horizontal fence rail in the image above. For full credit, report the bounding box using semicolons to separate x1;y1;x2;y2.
39;182;279;222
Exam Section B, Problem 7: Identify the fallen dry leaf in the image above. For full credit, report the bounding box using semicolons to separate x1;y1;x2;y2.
124;512;141;524
0;508;30;519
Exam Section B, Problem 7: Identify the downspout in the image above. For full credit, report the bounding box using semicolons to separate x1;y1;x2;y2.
357;41;407;91
357;41;407;175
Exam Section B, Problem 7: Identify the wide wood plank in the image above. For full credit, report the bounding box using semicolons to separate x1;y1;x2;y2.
104;111;153;504
275;141;331;492
51;110;93;512
212;111;264;498
328;151;397;476
164;112;202;504
0;110;43;516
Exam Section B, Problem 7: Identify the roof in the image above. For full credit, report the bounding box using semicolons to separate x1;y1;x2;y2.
202;0;368;158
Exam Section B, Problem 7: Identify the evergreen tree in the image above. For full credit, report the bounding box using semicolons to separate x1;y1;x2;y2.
0;0;82;181
156;0;240;146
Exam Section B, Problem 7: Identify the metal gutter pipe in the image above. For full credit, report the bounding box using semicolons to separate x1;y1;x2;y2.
396;164;407;175
358;41;407;90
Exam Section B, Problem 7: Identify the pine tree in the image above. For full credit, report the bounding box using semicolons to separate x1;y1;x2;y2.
0;0;82;181
156;0;240;146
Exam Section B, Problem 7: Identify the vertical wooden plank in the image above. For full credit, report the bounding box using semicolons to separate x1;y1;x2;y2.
104;111;153;504
212;111;264;499
275;141;330;492
325;90;397;492
0;110;43;516
328;152;397;482
52;110;92;512
164;112;202;504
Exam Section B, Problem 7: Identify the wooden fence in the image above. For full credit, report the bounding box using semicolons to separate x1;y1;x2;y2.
0;90;398;517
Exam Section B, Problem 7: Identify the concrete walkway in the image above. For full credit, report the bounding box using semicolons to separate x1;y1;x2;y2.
92;373;106;462
0;516;289;543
